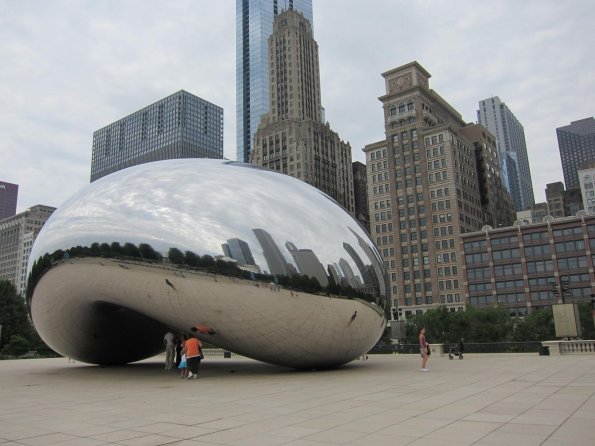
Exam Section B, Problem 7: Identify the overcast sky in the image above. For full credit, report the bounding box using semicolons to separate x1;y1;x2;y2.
1;0;594;213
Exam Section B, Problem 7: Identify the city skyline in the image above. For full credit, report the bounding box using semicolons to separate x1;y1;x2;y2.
1;0;594;213
236;0;313;163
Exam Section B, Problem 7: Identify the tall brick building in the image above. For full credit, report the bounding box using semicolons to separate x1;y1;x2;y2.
365;62;514;317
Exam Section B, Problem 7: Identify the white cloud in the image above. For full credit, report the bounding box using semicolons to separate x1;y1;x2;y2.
1;0;594;212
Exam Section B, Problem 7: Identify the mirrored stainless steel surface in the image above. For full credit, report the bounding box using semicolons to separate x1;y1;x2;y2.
27;160;389;368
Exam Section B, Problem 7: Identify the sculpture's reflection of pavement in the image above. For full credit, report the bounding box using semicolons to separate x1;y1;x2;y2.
1;354;594;445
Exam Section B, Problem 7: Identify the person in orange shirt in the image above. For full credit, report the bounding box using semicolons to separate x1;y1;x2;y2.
184;334;203;380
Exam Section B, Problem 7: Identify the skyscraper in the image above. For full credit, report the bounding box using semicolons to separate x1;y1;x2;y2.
285;241;328;286
352;161;370;232
557;117;595;190
236;0;313;163
249;9;355;214
366;61;514;317
221;238;256;266
253;228;293;276
0;181;18;220
460;124;516;228
91;90;223;182
477;96;534;211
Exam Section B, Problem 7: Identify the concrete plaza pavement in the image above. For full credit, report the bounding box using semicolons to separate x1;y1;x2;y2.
1;353;595;446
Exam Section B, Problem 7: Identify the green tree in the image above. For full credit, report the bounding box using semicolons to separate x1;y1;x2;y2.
138;243;162;261
1;335;31;356
90;242;101;256
122;242;140;258
402;305;516;344
184;250;199;267
110;241;123;256
168;247;184;265
0;280;34;350
578;302;595;339
99;243;112;256
198;254;216;268
466;306;512;342
511;307;555;341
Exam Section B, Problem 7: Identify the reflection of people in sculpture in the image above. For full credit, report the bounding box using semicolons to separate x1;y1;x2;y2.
163;331;176;370
165;278;176;290
349;311;357;324
192;325;217;335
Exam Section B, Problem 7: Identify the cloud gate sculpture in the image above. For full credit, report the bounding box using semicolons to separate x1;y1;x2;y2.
27;160;389;368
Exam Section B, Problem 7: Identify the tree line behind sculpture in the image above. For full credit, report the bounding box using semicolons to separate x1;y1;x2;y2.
26;242;377;306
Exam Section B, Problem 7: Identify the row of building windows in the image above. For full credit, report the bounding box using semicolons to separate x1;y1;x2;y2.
372;183;390;195
430;187;450;198
400;230;428;241
467;256;590;274
398;206;426;217
403;269;432;280
401;244;429;254
369;148;387;160
373;199;391;210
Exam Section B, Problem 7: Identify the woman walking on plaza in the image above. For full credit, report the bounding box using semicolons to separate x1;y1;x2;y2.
419;327;430;372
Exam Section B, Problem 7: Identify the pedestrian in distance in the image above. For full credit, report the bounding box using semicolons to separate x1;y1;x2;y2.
419;327;430;372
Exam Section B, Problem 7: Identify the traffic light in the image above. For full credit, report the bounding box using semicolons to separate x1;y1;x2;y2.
391;307;397;320
390;307;403;321
558;280;570;302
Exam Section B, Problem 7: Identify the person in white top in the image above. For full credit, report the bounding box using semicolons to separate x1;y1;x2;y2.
163;331;176;370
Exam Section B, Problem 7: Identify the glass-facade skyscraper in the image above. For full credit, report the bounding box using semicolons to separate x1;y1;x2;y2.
91;90;223;182
477;96;535;211
236;0;313;163
557;117;595;190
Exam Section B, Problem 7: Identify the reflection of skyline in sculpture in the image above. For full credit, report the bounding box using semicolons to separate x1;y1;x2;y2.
338;258;362;289
221;238;255;266
252;228;295;276
285;241;328;287
343;241;378;293
349;227;387;296
327;264;342;285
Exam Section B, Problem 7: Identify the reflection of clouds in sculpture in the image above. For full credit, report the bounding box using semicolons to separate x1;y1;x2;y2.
29;160;374;292
27;160;389;368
